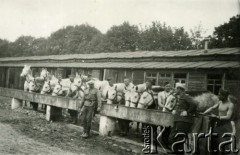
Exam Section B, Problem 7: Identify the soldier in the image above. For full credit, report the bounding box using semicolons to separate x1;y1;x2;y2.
79;80;102;138
168;83;197;152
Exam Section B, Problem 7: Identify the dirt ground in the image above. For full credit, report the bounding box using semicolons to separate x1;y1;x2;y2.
0;102;118;155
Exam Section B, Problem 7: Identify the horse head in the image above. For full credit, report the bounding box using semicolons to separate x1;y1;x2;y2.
29;78;40;93
40;68;49;80
20;65;31;77
52;82;64;96
165;94;177;112
106;86;117;104
137;91;154;109
130;91;141;107
41;80;52;94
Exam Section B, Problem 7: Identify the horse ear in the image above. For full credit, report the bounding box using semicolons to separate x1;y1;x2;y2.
76;72;79;78
99;86;101;90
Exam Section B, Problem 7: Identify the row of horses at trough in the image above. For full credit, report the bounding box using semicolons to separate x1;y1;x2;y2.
20;64;219;115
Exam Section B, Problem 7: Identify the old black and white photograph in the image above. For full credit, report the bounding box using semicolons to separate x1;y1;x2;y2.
0;0;239;154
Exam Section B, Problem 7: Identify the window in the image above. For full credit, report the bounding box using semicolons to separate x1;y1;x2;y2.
65;69;72;78
174;73;187;86
207;74;222;95
146;72;157;85
226;73;240;81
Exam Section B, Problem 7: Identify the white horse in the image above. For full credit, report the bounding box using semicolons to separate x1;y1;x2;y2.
67;73;84;99
20;65;35;92
137;90;155;109
163;92;219;113
39;68;49;81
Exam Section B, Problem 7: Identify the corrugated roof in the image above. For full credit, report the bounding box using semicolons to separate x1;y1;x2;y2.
0;48;239;62
0;61;239;69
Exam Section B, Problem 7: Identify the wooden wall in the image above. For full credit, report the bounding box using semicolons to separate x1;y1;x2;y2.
0;67;6;87
7;68;24;90
188;72;207;91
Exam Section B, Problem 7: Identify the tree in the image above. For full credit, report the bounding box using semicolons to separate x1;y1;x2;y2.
172;27;192;50
0;39;10;57
8;36;35;56
190;23;207;49
47;24;102;54
138;21;174;51
209;15;240;48
106;22;139;52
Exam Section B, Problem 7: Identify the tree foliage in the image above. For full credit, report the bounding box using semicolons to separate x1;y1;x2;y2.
209;15;240;48
0;15;239;57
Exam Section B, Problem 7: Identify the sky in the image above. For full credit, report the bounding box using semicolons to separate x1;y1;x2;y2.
0;0;239;41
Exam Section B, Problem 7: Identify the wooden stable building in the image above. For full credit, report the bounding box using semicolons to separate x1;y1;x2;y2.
0;48;239;99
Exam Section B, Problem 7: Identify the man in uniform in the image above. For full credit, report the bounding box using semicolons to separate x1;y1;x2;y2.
168;83;197;152
79;80;102;138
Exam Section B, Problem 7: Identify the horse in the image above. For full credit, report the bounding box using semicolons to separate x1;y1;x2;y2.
137;90;155;109
163;92;219;113
157;92;220;152
28;78;43;110
20;65;34;92
39;68;49;81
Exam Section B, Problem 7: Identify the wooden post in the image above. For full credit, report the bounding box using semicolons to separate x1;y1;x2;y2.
46;105;51;121
11;98;22;109
99;115;116;136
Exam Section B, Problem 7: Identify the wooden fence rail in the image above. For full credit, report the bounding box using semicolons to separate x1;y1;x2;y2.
0;87;80;110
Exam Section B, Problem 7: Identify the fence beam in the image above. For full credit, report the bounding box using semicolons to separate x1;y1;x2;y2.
0;87;80;110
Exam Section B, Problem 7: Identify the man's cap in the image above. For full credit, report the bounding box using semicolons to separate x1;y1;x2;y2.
88;80;95;85
106;77;113;81
145;79;154;85
175;82;186;90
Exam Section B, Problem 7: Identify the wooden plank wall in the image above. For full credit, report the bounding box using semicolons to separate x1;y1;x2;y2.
225;80;240;101
188;72;207;91
0;67;6;87
132;70;144;84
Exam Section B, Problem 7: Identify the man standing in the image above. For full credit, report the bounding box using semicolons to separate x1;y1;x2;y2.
79;80;102;138
158;82;172;111
118;77;134;136
123;77;135;93
141;79;158;153
168;83;197;153
157;82;173;148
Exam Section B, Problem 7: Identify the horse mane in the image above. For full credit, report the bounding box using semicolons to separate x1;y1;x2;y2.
193;92;219;112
